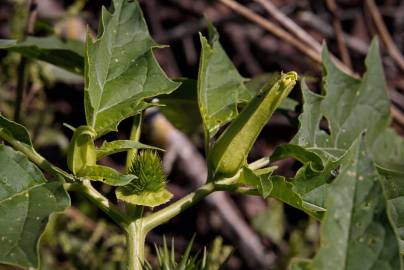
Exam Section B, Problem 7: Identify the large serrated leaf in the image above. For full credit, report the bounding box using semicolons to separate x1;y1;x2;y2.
0;145;70;268
0;36;84;74
84;0;180;136
197;23;249;141
287;39;396;205
293;39;390;156
300;138;402;270
287;38;404;253
321;44;390;149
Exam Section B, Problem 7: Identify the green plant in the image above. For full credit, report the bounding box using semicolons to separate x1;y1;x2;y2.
0;0;403;270
142;236;232;270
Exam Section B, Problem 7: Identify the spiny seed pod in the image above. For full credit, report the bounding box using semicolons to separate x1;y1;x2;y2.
208;72;298;179
116;150;173;207
67;125;97;174
127;150;166;193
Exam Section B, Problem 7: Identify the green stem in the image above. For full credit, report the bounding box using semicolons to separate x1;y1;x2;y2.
127;220;146;270
141;159;273;232
0;129;76;182
128;181;229;269
216;183;260;195
126;113;143;173
142;181;218;232
249;156;271;170
66;181;130;229
125;113;144;220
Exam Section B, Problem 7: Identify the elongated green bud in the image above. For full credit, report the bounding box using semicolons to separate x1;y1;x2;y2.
67;125;97;174
208;72;298;179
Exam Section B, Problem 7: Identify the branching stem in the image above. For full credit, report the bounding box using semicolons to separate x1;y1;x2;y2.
0;129;76;181
66;181;130;228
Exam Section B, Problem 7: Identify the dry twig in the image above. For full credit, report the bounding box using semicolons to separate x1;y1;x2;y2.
217;0;404;127
392;106;404;127
217;0;321;63
365;0;404;72
325;0;352;69
218;0;354;76
297;11;369;55
253;0;322;53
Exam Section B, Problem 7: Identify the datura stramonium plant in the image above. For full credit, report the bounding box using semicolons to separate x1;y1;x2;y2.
116;150;173;207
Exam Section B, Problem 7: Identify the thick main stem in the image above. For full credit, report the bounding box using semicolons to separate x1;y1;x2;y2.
127;221;146;270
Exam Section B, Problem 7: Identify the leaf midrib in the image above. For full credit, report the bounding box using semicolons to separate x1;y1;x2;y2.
341;145;361;270
0;182;46;204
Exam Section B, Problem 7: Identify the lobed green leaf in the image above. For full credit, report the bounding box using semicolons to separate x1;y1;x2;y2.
301;138;402;269
285;38;404;265
287;38;403;212
84;0;180;136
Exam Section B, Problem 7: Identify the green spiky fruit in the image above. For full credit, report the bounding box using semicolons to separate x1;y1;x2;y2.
116;150;172;207
127;150;166;193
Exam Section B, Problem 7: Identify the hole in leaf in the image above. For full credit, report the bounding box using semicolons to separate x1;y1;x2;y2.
319;116;331;135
